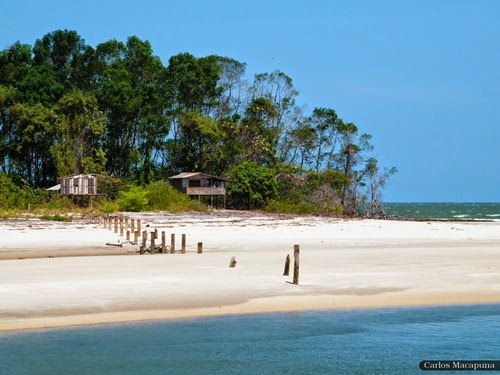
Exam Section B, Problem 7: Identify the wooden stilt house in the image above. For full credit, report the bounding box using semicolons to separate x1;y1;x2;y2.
169;172;227;207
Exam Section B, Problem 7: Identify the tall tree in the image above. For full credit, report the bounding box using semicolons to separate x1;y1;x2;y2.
0;86;17;174
32;29;88;93
163;53;221;173
365;158;397;217
96;37;169;183
213;56;247;119
51;90;106;177
9;103;57;186
249;70;301;162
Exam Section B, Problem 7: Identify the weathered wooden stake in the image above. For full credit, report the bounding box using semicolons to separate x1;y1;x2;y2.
103;215;107;229
125;217;128;231
126;230;130;241
131;219;135;235
170;233;176;254
283;254;290;276
114;216;118;234
155;229;158;239
161;231;166;253
197;242;203;254
119;217;124;237
181;234;186;254
229;256;237;268
293;245;300;285
140;230;147;255
150;232;156;254
137;219;141;234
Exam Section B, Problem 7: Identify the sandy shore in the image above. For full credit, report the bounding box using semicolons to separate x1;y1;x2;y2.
1;212;499;332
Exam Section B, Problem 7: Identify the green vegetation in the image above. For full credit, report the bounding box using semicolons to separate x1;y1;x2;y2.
39;214;73;222
0;29;396;217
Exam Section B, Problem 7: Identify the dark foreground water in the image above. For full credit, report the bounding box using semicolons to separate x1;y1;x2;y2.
1;304;499;374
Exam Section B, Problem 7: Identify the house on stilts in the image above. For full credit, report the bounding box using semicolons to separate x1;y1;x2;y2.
169;172;228;207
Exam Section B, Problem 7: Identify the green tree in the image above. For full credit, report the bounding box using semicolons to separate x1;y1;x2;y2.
163;53;222;174
213;56;247;119
238;97;279;166
226;161;277;209
249;70;301;163
51;90;106;177
364;158;397;217
32;29;89;93
9;102;57;186
96;37;169;183
0;85;17;174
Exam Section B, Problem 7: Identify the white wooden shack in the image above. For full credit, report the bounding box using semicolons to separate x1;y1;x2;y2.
59;174;100;196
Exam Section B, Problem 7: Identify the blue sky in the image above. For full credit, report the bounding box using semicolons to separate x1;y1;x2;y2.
1;0;499;202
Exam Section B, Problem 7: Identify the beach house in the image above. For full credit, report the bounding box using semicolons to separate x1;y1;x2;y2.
169;172;227;207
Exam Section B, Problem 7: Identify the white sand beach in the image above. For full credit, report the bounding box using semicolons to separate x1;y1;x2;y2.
1;212;499;332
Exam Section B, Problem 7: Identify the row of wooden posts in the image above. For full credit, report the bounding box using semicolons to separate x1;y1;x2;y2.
101;215;203;255
92;214;301;285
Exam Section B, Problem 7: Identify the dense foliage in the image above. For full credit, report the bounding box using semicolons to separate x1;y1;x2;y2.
0;30;396;216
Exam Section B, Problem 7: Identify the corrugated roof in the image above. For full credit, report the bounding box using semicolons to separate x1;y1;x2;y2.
169;172;203;179
46;184;61;191
169;172;228;181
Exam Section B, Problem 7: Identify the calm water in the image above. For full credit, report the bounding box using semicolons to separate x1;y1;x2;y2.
383;202;500;221
1;304;499;374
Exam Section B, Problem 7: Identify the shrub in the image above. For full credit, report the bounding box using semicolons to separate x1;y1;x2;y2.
145;181;207;212
39;214;73;222
117;186;149;212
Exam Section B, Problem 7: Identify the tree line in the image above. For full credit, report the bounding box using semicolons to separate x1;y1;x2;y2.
0;29;395;216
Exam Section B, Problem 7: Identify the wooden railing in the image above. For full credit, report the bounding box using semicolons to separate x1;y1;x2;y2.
186;187;226;196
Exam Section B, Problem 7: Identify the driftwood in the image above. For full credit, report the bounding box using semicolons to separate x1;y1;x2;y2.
105;242;123;248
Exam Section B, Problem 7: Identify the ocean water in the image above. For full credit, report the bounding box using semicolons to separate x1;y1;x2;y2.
383;202;500;221
1;304;499;375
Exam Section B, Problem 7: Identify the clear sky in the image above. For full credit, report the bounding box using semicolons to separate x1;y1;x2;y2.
1;0;499;202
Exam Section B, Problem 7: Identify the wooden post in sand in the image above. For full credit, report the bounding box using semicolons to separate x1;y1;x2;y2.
197;242;203;254
119;217;124;237
283;254;290;276
170;233;176;254
134;231;139;245
161;231;166;253
130;219;135;235
137;220;142;235
140;231;147;255
293;245;300;285
181;234;186;254
114;216;118;234
126;230;130;241
150;231;156;254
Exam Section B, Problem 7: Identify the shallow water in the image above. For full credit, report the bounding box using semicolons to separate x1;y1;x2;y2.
1;304;499;374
